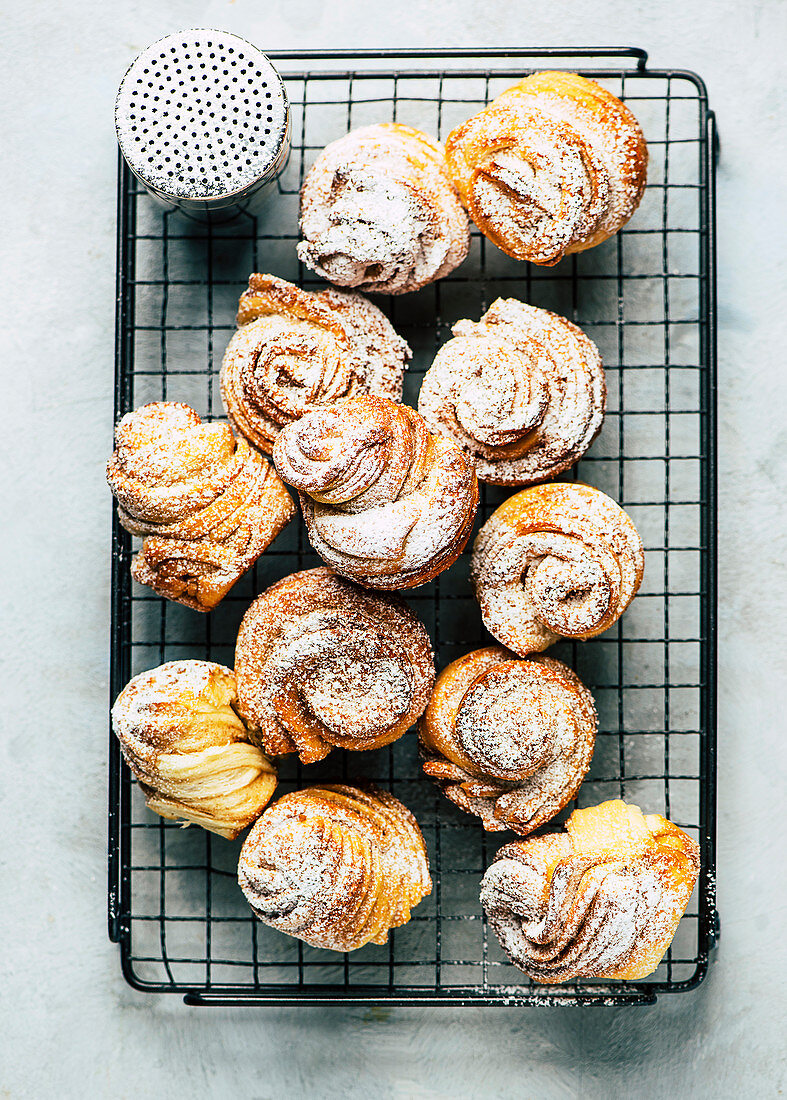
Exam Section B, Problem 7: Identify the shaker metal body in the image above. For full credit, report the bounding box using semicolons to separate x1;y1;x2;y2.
115;30;290;222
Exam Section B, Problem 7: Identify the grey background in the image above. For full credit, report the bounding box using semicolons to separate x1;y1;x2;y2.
1;1;785;1097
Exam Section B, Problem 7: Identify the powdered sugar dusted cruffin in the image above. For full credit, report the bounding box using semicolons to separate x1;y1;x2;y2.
234;567;434;764
479;800;700;982
238;784;432;951
420;646;597;834
471;482;644;655
106;402;295;611
298;123;470;294
111;660;277;839
273;395;478;590
418;298;605;485
446;72;647;265
221;273;410;454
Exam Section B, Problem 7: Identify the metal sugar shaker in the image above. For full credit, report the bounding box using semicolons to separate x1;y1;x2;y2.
115;29;290;222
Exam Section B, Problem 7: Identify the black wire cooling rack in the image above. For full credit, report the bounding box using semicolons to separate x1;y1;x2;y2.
109;48;719;1006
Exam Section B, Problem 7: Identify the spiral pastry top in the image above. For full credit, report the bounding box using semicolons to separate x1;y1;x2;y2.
418;298;605;485
111;661;277;839
106;402;295;611
479;799;700;982
298;123;471;295
420;647;596;834
234;567;435;764
471;482;644;655
273;395;479;590
238;784;432;952
220;273;410;453
445;72;648;265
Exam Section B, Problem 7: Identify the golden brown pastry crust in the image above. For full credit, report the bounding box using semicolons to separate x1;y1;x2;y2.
234;567;435;764
272;395;479;589
111;660;277;839
471;481;644;655
298;122;470;294
220;273;410;454
107;402;295;611
446;72;648;265
479;800;700;982
238;784;432;951
418;298;605;485
420;647;596;834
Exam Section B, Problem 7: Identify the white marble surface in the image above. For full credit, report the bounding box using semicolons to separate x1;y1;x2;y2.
2;1;786;1096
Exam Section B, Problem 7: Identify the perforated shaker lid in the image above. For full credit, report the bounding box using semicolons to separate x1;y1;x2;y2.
115;30;289;201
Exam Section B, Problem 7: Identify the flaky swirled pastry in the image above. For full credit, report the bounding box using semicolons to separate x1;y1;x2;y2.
238;784;432;951
420;647;596;834
107;403;295;611
298;123;470;294
111;661;277;839
273;395;479;589
234;567;435;764
480;800;700;982
220;273;410;453
446;72;647;265
418;298;605;485
471;482;644;655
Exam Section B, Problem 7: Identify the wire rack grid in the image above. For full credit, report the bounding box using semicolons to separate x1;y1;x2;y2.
109;48;718;1007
